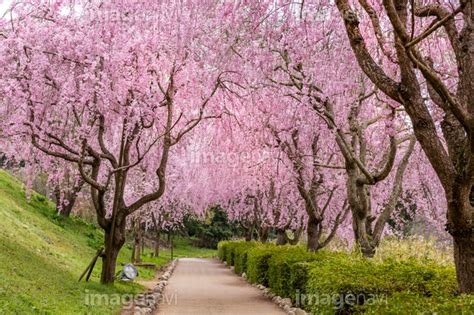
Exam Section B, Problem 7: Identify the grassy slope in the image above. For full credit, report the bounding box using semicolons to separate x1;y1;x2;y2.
0;170;215;314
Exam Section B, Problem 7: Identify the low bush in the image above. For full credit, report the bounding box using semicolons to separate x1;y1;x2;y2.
233;241;258;274
224;241;242;266
267;246;314;298
217;240;468;315
360;292;474;314
218;240;257;273
305;256;458;314
217;240;230;261
246;243;276;286
289;261;314;306
377;258;457;296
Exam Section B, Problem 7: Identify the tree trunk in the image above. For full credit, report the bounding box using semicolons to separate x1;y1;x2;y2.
101;244;120;284
259;227;269;243
245;231;252;241
54;190;78;218
154;230;160;257
289;228;303;245
453;232;474;293
133;223;142;263
352;213;376;257
54;178;84;217
169;233;174;260
244;225;254;242
448;193;474;293
306;216;320;252
131;242;135;262
100;228;125;284
58;197;75;217
276;229;288;245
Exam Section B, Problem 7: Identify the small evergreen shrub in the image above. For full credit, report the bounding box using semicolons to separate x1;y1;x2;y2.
233;241;258;275
267;246;313;298
217;240;230;261
246;244;277;286
298;254;372;313
305;256;458;314
225;241;241;266
360;292;474;314
290;262;313;306
376;258;457;297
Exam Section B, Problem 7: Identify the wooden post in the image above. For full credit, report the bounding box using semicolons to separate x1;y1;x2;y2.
79;248;104;282
85;249;102;282
154;231;160;258
141;226;145;253
170;233;174;260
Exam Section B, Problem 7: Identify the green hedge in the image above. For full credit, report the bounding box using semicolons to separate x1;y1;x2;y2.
217;240;230;261
267;246;315;299
225;241;238;265
233;241;258;274
218;240;258;275
289;262;313;306
217;241;470;314
305;256;458;313
246;243;276;286
360;292;474;314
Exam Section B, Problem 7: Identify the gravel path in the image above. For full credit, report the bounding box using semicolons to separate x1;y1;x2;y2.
154;258;285;315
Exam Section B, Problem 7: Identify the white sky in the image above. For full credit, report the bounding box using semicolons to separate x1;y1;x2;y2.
0;0;13;17
1;1;84;20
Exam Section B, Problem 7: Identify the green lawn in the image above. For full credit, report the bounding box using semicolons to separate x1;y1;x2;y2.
141;236;217;261
123;237;216;280
0;170;215;314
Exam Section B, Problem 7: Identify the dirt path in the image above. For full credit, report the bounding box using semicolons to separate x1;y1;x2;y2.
154;258;285;315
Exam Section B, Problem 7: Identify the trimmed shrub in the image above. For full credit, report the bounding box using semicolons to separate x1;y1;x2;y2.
290;262;313;306
267;246;314;298
225;242;236;265
305;256;458;314
233;241;258;275
217;240;465;315
217;240;230;261
246;244;277;286
376;258;457;297
305;255;389;313
360;292;474;314
218;240;257;271
225;241;244;266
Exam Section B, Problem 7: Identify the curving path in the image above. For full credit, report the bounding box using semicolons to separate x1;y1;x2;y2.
154;258;285;315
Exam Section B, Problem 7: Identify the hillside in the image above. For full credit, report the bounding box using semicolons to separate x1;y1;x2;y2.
0;170;149;314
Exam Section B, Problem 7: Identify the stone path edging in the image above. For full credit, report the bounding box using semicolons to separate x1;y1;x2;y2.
224;261;309;315
131;259;178;315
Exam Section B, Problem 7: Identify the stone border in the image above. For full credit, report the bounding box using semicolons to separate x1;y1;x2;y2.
131;259;178;315
224;262;308;315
